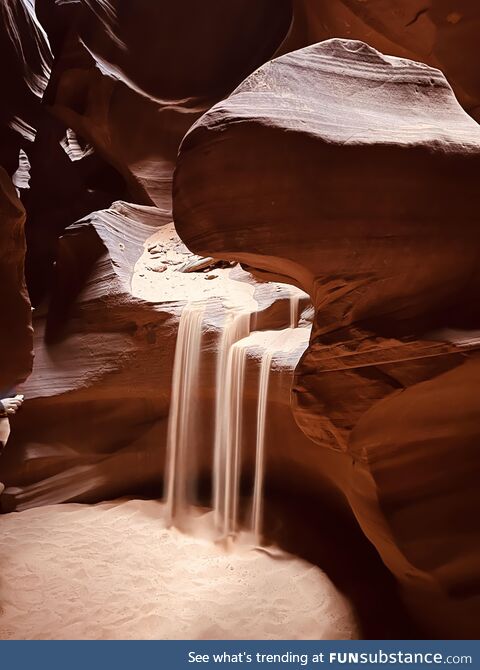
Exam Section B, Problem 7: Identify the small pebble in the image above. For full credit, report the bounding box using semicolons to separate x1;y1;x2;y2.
206;274;218;280
447;11;462;24
146;263;167;273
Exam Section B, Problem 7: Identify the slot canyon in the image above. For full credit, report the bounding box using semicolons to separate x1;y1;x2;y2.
0;0;479;640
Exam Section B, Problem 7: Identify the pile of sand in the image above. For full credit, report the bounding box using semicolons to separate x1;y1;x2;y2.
0;499;358;639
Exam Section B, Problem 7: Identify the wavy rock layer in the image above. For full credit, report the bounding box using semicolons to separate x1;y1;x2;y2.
0;0;51;171
282;0;480;121
173;39;480;636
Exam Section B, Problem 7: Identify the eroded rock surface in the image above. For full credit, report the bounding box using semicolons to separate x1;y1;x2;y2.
173;39;480;635
77;0;292;103
0;168;32;392
282;0;480;121
0;0;51;172
44;0;292;209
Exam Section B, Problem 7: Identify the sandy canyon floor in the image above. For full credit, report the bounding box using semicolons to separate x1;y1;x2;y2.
0;499;358;640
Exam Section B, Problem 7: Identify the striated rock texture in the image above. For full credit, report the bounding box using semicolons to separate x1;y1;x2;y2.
0;168;32;392
0;0;127;305
281;0;480;121
1;203;170;508
173;39;480;636
0;0;51;172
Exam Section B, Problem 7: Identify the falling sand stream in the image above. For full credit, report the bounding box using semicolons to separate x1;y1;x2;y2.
213;310;252;538
164;303;205;527
164;290;308;544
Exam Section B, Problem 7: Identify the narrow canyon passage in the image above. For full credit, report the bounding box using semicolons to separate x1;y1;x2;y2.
1;0;479;642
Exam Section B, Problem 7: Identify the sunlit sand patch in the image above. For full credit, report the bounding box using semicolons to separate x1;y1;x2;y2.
0;499;359;640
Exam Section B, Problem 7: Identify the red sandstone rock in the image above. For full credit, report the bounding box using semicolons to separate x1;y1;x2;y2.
77;0;292;103
1;202;175;509
0;1;126;305
173;39;480;636
0;0;51;172
281;0;480;121
0;168;32;392
43;0;292;210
